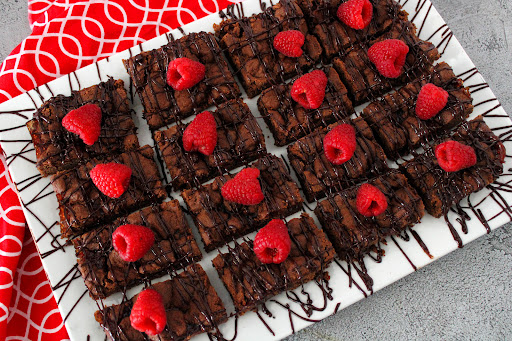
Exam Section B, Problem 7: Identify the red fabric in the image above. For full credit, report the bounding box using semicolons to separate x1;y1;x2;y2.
0;1;235;339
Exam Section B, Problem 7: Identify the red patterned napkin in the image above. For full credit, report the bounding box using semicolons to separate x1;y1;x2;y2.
0;0;235;339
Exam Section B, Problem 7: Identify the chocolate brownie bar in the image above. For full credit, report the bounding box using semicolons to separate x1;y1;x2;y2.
214;0;322;98
333;20;440;104
361;62;473;159
27;79;139;176
311;0;408;59
257;66;354;146
123;32;240;130
212;213;335;315
314;170;424;259
51;145;166;238
293;0;342;27
400;116;505;218
181;154;303;252
155;99;267;190
287;117;388;202
95;264;227;341
72;201;202;299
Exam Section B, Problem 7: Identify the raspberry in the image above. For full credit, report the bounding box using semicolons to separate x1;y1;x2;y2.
367;39;409;78
61;103;102;146
273;30;305;57
323;124;357;165
130;288;167;335
337;0;373;30
435;140;477;172
415;83;449;120
89;162;132;198
253;219;291;264
182;111;218;155
290;70;328;109
221;168;264;205
356;183;388;217
112;224;155;262
166;57;205;91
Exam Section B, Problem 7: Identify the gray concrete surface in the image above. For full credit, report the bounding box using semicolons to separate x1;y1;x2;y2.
0;0;510;340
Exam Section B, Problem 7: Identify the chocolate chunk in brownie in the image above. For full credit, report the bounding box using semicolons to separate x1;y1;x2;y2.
400;116;505;218
312;0;408;59
123;32;240;130
212;213;335;315
155;99;267;190
333;20;440;104
26;79;139;176
214;0;322;98
181;154;303;252
314;170;424;259
287;117;388;202
72;200;202;299
257;66;354;146
51;145;166;238
361;62;473;159
95;264;227;341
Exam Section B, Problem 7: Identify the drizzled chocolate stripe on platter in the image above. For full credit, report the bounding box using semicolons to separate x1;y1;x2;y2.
0;0;512;340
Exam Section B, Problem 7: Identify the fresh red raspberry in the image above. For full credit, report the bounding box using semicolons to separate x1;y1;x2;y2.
337;0;373;30
61;103;102;146
291;70;328;109
415;83;449;120
253;219;291;264
356;183;388;217
112;224;155;262
166;57;205;91
435;140;477;172
273;30;305;57
130;288;167;335
367;39;409;78
323;124;357;165
221;168;264;205
89;162;132;198
182;111;218;155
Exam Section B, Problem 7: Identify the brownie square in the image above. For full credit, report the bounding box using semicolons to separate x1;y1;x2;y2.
95;264;227;341
155;99;267;190
257;66;354;146
26;79;139;176
400;116;505;218
312;0;408;59
51;145;167;238
212;213;335;315
333;20;440;104
361;62;473;158
214;0;322;98
294;0;342;27
314;170;425;259
181;154;303;252
72;200;202;299
123;32;240;130
287;117;388;202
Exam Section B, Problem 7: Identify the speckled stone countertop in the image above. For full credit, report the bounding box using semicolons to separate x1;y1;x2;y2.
0;0;510;339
